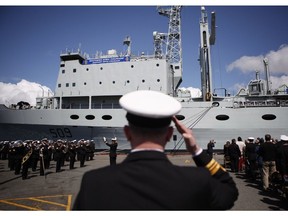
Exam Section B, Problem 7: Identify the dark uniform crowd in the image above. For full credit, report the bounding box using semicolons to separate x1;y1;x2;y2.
223;134;288;198
0;138;96;180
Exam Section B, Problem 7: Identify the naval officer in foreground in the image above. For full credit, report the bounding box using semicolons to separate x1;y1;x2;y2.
73;90;238;210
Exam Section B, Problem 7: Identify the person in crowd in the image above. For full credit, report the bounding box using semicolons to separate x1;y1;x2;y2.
236;136;246;172
103;137;118;165
30;140;39;172
258;134;277;191
21;142;33;180
207;139;215;158
224;140;230;156
245;137;258;180
68;141;77;169
228;139;241;173
76;140;87;167
13;140;25;175
275;135;286;172
53;140;64;172
73;90;238;210
0;141;9;160
223;140;231;168
277;135;288;177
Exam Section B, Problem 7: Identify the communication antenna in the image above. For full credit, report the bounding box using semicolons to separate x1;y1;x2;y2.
158;6;182;95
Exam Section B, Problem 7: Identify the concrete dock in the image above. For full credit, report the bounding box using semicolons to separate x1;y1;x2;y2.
0;153;287;210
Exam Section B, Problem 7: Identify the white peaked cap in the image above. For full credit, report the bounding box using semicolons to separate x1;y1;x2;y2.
119;90;181;118
280;135;288;141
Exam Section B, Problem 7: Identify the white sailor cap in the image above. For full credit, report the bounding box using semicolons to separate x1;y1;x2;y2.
119;90;181;128
248;137;254;140
280;135;288;141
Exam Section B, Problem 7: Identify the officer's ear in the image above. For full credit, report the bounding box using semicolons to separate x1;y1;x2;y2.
165;126;174;142
124;125;131;141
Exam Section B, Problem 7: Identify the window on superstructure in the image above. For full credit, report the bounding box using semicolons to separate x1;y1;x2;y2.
73;69;76;73
72;83;76;87
62;70;65;74
58;84;61;88
60;64;65;67
66;83;69;87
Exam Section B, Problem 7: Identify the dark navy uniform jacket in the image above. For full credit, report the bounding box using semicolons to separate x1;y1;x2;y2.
73;150;238;210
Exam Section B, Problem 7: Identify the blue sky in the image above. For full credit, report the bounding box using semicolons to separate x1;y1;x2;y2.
1;4;288;98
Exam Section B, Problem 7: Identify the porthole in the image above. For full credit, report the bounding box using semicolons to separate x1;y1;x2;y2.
100;67;103;70
86;68;89;71
102;115;112;120
157;79;160;82
156;63;159;67
142;80;145;83
99;82;102;85
112;81;115;84
70;115;79;120
85;115;95;120
175;115;185;121
131;65;134;68
262;114;276;120
216;114;229;121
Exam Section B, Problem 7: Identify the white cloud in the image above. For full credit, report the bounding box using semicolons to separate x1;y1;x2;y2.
270;75;288;90
0;79;53;107
227;44;288;75
227;44;288;93
178;87;202;97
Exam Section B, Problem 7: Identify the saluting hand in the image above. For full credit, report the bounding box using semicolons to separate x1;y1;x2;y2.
172;116;201;155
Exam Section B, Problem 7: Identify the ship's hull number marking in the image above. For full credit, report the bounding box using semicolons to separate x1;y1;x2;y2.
49;128;72;138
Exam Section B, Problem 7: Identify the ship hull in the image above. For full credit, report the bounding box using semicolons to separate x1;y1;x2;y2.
1;102;287;150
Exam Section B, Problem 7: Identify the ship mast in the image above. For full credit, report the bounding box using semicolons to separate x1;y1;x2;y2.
158;6;182;96
263;58;272;95
199;6;216;101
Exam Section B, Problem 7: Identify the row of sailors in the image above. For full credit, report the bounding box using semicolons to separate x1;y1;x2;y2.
0;139;96;180
224;134;288;193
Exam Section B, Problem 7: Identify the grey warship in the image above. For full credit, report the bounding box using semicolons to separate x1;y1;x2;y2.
0;6;287;150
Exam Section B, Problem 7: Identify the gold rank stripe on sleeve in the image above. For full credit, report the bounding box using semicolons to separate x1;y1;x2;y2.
205;159;226;175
